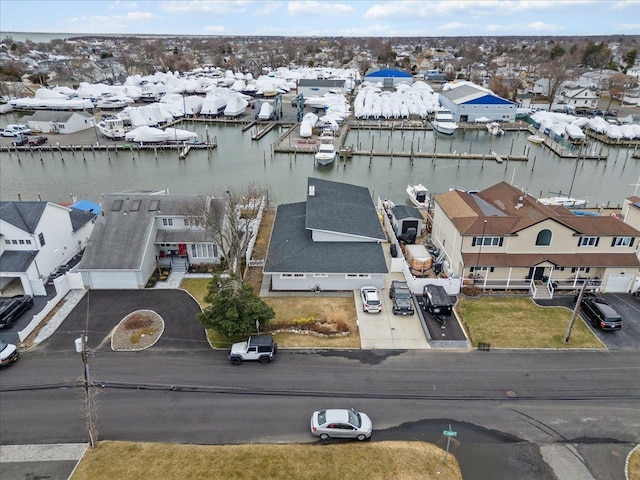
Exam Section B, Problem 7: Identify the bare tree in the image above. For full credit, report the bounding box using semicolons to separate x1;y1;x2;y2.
183;185;268;279
539;61;568;108
606;73;638;109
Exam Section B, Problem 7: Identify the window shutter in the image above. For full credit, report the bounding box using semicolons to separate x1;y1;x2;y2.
611;238;616;247
472;237;476;247
595;237;599;247
499;238;503;246
631;238;635;247
577;238;582;247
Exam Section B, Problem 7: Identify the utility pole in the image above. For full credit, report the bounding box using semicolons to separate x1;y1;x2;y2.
76;333;97;448
565;281;588;342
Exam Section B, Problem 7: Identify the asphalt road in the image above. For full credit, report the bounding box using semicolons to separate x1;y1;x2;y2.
1;348;639;480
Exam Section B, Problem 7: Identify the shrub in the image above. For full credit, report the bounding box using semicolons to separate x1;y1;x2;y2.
123;314;155;330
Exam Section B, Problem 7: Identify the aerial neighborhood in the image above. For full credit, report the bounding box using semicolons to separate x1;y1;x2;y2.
0;7;640;475
1;33;640;350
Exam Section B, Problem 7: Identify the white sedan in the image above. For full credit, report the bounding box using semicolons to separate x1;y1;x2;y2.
360;286;382;313
310;408;373;441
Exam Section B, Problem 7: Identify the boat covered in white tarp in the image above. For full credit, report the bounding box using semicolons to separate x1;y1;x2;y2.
300;112;318;138
125;126;170;143
223;92;249;116
163;127;198;142
257;102;275;120
565;123;585;140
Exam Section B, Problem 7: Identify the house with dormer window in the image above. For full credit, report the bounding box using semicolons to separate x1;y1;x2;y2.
558;86;599;110
431;182;640;297
0;201;96;296
264;178;388;291
79;190;224;289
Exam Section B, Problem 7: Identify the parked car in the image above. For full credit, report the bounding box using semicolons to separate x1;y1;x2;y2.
310;408;372;441
28;135;47;146
0;340;19;366
2;124;32;136
578;293;622;331
228;335;277;365
11;135;28;146
360;286;382;313
422;284;454;318
604;110;618;117
0;294;34;328
389;280;414;315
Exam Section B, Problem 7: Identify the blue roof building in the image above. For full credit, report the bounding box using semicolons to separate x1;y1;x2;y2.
439;83;518;123
364;67;412;88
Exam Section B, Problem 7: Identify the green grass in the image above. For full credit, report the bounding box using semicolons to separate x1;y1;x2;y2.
457;297;604;349
180;278;210;306
71;440;462;480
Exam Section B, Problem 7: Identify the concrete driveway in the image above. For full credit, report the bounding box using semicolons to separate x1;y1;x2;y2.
33;289;206;353
355;273;430;350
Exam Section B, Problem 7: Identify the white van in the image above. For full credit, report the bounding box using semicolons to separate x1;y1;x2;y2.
1;124;32;137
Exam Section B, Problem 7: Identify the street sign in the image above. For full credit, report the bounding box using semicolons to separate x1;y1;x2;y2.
443;430;457;437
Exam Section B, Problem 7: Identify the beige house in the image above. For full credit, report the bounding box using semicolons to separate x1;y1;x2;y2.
432;182;640;297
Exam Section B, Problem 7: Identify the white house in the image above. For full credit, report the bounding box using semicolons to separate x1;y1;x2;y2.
79;190;225;289
0;201;96;296
264;178;388;291
558;87;599;109
25;110;96;134
439;82;518;123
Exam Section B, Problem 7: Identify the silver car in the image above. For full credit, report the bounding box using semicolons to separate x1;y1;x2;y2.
310;408;372;441
360;286;382;313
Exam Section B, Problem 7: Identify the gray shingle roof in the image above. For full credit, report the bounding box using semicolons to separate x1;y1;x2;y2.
0;201;47;233
69;208;96;232
305;178;386;241
0;250;37;273
391;204;422;220
79;193;221;270
264;202;388;274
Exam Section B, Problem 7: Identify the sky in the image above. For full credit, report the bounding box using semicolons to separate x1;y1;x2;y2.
1;0;639;37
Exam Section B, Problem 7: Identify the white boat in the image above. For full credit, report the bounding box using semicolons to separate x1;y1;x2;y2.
96;117;126;139
257;102;275;121
163;127;198;142
125;126;170;143
406;184;430;208
538;196;588;208
527;134;544;144
486;121;504;136
223;93;248;117
431;109;458;135
315;132;336;166
96;96;133;110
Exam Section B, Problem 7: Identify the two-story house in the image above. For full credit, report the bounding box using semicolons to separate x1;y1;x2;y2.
79;190;224;289
0;201;96;296
432;182;640;297
264;178;388;291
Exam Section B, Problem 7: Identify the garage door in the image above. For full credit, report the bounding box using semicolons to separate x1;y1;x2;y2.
605;274;634;293
88;271;139;289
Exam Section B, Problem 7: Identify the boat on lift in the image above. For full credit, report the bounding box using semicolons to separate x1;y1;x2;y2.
315;131;336;166
486;121;504;136
431;108;458;135
527;134;544;144
406;184;430;208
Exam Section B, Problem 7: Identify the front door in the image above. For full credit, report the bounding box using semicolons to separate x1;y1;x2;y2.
527;266;545;281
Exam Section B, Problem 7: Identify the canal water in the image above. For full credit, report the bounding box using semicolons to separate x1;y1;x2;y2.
1;118;638;208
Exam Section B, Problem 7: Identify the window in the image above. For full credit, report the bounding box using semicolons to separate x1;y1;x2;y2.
190;243;216;258
313;273;328;278
162;218;173;227
345;274;371;279
471;266;494;272
25;239;31;244
572;267;591;273
19;240;25;244
184;217;202;227
4;240;9;245
472;236;502;247
38;233;45;246
11;240;18;244
535;229;552;246
578;236;598;247
612;237;633;247
280;274;306;279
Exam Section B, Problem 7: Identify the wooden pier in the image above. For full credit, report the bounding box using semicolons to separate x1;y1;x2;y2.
0;141;217;157
252;122;278;140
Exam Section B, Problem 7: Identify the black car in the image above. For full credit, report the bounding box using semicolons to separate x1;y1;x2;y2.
0;295;34;328
389;280;414;315
11;135;28;146
577;293;622;331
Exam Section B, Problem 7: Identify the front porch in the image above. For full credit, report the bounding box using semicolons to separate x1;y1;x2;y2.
463;274;602;299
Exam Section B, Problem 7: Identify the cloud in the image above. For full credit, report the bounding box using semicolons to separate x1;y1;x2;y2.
203;25;225;33
526;21;563;32
69;11;156;26
108;1;138;10
159;0;250;14
255;1;283;15
287;1;354;16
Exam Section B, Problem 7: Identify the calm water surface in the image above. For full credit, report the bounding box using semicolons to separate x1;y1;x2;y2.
1;120;638;207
